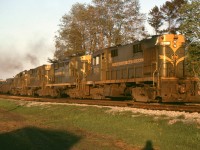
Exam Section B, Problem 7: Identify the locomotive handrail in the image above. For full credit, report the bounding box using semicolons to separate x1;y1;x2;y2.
152;62;158;87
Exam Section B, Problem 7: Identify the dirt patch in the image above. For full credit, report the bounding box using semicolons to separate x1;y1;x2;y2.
0;108;27;133
68;127;140;150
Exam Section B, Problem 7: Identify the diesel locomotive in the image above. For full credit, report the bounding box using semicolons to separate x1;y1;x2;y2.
0;34;199;102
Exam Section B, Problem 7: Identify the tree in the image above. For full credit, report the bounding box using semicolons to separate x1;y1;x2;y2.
54;3;91;60
92;0;146;46
179;0;200;42
53;0;146;61
148;6;163;35
160;0;187;33
179;0;200;81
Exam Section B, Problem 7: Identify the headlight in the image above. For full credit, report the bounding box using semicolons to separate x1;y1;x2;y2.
160;41;170;45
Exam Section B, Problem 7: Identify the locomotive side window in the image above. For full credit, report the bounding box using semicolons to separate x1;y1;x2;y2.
133;44;142;53
102;53;104;59
96;55;100;65
111;49;118;57
92;55;100;65
92;57;96;65
54;63;59;70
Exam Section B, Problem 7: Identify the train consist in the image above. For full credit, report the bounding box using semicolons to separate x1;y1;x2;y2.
0;34;199;102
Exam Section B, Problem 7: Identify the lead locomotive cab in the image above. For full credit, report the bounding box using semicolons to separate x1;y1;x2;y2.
155;34;200;102
132;34;200;102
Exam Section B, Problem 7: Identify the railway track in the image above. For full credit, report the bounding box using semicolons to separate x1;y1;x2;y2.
0;95;200;113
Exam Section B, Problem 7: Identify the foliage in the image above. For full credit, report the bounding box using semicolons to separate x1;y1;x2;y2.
148;6;163;35
184;39;199;78
179;0;200;41
54;3;88;60
179;0;200;82
148;0;187;34
160;1;176;32
54;0;146;60
160;0;187;33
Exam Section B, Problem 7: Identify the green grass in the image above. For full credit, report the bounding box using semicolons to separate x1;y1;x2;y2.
0;98;200;150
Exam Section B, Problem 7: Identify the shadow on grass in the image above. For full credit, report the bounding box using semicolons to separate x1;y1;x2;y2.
0;126;81;150
142;140;154;150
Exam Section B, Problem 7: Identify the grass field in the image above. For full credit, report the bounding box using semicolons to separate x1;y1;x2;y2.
0;98;199;150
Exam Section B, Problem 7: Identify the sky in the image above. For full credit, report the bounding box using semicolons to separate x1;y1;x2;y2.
0;0;168;80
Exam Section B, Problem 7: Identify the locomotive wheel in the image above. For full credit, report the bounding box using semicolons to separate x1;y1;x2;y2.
155;96;162;103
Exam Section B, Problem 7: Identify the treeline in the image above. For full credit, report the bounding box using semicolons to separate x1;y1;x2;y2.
179;0;199;81
53;0;146;60
51;0;199;80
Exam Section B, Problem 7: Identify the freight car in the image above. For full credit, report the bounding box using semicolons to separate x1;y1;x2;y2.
0;78;13;94
0;34;199;102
